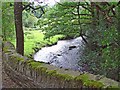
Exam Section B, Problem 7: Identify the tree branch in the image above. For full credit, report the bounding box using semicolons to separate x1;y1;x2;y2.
80;4;92;12
72;12;92;16
22;3;31;11
22;3;45;18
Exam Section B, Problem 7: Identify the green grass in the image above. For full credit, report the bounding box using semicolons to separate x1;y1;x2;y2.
24;30;44;55
11;29;64;56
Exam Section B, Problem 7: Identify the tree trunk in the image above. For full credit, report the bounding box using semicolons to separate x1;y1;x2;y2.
117;4;120;45
14;1;24;56
91;2;97;30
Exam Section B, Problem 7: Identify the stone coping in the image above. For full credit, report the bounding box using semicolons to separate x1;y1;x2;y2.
2;41;120;88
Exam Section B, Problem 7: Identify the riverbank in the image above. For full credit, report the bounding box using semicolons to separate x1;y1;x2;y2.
11;30;64;56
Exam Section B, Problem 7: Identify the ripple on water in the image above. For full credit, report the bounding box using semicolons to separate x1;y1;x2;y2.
34;37;85;71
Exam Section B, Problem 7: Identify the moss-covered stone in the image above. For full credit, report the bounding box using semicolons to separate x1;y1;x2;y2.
15;57;24;62
23;60;111;88
39;67;47;72
57;74;73;81
47;70;57;76
46;69;74;81
74;74;104;88
3;41;119;88
74;74;89;81
3;47;9;53
27;61;42;69
83;80;104;88
106;85;120;89
10;55;24;62
3;41;15;50
26;60;34;64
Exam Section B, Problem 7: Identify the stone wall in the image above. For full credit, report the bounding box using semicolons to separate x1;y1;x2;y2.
2;41;119;88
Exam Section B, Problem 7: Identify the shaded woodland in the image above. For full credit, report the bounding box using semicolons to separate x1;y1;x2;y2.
2;1;120;82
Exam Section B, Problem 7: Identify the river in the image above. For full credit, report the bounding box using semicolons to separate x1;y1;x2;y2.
34;37;85;71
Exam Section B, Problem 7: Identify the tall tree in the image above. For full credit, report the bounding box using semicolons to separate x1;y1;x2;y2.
14;1;24;55
117;2;120;46
14;0;45;56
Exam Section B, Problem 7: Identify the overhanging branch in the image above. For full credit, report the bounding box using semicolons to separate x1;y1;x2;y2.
22;3;45;18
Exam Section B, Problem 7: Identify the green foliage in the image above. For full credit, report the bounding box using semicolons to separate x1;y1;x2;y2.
11;29;64;56
3;1;119;83
79;2;119;81
2;2;15;41
38;2;90;39
22;11;38;28
36;2;120;81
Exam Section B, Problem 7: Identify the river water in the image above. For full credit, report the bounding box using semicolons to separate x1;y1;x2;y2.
34;37;85;71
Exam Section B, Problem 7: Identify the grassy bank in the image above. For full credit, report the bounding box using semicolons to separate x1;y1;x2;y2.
11;29;64;56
